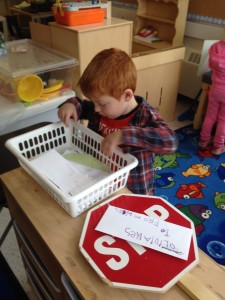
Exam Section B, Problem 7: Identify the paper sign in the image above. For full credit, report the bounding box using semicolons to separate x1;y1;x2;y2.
96;206;193;260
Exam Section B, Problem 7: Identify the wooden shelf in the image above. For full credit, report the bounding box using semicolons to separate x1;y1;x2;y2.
137;13;175;25
133;36;172;50
135;0;189;49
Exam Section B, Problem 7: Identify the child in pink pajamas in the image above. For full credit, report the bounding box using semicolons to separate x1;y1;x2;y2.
199;40;225;155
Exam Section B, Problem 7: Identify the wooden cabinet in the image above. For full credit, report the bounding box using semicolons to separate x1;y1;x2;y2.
132;47;185;122
133;0;189;50
5;197;80;300
49;18;133;96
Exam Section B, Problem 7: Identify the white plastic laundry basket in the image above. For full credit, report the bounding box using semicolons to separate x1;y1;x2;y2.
5;120;138;217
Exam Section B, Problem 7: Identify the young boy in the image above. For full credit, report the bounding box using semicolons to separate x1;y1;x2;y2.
58;48;178;195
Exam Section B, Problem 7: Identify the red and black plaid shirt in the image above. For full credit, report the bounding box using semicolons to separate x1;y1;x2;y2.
67;96;178;195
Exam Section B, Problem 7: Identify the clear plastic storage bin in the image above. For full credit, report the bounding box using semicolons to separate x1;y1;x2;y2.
5;121;138;217
0;39;78;102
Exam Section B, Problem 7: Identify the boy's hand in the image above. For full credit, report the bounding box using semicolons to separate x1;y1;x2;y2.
58;103;78;127
101;130;123;157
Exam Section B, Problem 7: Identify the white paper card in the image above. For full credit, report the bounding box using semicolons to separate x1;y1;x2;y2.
96;206;193;260
30;149;109;196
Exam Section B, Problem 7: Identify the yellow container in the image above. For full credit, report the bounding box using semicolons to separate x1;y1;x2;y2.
17;75;44;102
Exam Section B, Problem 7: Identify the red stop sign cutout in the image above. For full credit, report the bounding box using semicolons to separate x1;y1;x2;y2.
79;194;199;292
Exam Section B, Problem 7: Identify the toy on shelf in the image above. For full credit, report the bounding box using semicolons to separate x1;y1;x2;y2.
134;25;161;44
137;25;158;38
53;1;109;26
53;0;64;16
133;0;189;50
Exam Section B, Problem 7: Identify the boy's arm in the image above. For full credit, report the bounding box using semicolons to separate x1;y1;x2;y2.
62;96;95;120
62;96;82;118
121;108;178;154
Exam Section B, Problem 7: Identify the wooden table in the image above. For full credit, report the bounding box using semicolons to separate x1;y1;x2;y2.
1;167;225;299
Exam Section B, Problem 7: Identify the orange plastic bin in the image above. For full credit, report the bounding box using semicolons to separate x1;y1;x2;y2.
54;8;105;26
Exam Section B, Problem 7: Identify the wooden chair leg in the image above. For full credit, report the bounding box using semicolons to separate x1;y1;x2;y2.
0;15;9;41
0;219;13;248
193;83;209;130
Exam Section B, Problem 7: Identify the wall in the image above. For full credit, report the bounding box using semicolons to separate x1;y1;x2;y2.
188;0;225;19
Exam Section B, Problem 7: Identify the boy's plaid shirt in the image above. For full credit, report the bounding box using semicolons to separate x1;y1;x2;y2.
67;96;178;195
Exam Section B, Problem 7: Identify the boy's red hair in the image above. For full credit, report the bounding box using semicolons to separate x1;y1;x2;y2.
78;48;137;100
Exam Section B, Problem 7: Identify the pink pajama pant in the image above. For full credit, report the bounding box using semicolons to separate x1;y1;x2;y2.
200;86;225;149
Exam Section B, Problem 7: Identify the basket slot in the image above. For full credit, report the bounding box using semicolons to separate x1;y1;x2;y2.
72;129;102;159
18;125;68;160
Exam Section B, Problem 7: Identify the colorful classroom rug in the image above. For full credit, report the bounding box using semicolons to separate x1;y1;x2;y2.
154;125;225;266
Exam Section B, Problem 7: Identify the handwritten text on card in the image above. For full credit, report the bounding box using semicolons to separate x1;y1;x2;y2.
96;206;193;260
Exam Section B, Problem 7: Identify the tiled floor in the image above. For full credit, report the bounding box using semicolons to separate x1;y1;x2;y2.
0;208;38;300
0;95;194;299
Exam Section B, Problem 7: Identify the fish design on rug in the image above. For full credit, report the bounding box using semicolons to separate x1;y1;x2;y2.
214;192;225;210
175;181;207;199
216;163;225;182
176;203;212;236
182;164;212;178
155;172;176;188
154;151;191;171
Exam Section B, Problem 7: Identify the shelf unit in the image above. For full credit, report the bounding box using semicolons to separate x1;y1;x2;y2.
133;0;189;50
